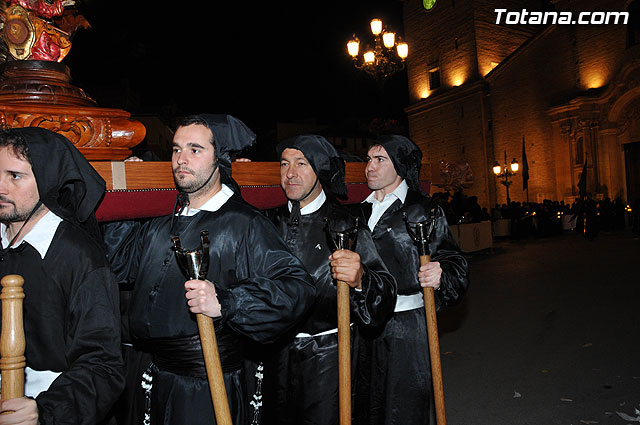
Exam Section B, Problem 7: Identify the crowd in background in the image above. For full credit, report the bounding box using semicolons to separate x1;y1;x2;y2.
430;191;640;239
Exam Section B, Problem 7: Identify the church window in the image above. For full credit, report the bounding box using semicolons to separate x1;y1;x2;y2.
428;67;441;90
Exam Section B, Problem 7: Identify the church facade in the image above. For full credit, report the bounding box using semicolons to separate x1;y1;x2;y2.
402;0;639;208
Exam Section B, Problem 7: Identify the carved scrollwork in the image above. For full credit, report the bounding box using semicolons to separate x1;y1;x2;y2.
4;113;113;148
559;120;573;138
577;120;594;132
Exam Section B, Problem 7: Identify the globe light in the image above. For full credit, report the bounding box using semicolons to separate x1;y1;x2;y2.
510;158;519;173
370;18;383;36
364;51;375;64
493;162;501;176
397;42;408;59
347;37;360;57
382;31;395;49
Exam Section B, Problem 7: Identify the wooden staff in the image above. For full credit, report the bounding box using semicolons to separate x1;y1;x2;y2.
325;218;357;425
196;315;232;425
172;233;232;425
337;278;351;425
1;274;26;403
420;254;447;425
404;214;447;425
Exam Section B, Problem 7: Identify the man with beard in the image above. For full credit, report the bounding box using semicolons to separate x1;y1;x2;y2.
0;128;124;424
262;134;396;425
352;135;469;425
102;115;316;425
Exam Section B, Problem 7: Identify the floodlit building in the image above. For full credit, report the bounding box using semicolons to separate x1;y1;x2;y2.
402;0;639;207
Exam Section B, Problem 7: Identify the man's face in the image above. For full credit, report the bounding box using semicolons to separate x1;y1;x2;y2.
280;148;321;206
365;145;402;192
0;146;40;223
172;124;218;193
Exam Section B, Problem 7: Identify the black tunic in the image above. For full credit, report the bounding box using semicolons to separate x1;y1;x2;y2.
262;199;397;425
103;192;316;425
0;221;125;425
351;189;469;425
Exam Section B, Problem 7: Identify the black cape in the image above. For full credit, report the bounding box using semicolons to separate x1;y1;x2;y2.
102;192;316;425
0;221;125;425
262;198;397;425
351;189;469;425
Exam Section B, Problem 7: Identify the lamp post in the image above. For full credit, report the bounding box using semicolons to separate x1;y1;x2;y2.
493;150;519;206
347;18;408;81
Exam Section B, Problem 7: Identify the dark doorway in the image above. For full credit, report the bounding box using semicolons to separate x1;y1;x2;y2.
624;141;640;203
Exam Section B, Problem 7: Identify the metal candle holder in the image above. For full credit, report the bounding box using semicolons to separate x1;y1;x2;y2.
324;218;359;253
402;211;437;256
171;230;210;280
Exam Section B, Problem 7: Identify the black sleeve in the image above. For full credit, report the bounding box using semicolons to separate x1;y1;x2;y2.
101;219;148;286
216;214;316;344
429;205;470;310
36;266;125;425
350;226;397;328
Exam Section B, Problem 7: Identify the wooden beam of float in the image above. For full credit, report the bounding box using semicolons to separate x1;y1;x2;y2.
90;161;433;222
90;161;434;190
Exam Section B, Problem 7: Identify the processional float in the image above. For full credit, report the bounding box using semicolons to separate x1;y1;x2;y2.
0;1;439;421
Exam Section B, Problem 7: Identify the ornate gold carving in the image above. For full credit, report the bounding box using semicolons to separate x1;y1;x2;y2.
10;113;95;145
2;5;36;60
31;14;72;62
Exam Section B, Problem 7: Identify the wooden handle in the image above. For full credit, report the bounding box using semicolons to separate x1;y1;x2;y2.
420;255;447;425
337;280;351;425
196;313;232;425
1;275;26;402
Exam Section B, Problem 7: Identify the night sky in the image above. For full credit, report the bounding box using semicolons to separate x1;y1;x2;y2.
64;0;410;152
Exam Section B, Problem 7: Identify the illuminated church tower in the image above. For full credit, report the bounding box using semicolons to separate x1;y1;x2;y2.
402;0;639;208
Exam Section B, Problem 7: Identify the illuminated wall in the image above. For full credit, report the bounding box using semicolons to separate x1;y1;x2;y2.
402;0;632;206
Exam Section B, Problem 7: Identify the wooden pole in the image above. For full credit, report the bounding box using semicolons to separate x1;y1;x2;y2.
337;279;351;425
196;314;232;425
420;255;447;425
172;232;232;424
1;274;26;402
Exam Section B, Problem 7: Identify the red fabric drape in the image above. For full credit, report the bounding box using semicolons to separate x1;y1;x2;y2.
96;182;430;222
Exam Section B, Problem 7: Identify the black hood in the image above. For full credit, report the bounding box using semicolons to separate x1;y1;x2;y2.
196;114;256;193
13;127;105;224
276;134;347;199
376;134;425;195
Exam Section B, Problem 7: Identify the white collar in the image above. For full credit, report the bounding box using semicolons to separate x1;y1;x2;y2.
1;210;63;259
182;184;234;216
364;179;409;205
288;190;326;216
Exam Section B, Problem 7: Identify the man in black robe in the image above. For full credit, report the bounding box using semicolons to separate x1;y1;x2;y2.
352;135;469;425
0;127;125;424
262;134;397;425
102;114;316;425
